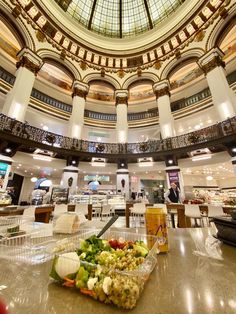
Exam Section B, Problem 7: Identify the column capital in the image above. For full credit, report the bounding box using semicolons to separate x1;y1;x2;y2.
16;48;43;75
72;81;89;99
115;90;128;106
153;80;170;99
197;47;225;75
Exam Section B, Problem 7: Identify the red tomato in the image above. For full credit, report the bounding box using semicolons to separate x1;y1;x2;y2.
0;300;8;314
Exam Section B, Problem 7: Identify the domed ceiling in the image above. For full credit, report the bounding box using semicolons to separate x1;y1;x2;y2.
56;0;183;38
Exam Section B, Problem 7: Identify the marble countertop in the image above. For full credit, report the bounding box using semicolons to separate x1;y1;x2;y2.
1;228;236;314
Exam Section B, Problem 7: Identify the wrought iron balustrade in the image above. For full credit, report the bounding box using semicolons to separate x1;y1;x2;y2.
0;114;235;156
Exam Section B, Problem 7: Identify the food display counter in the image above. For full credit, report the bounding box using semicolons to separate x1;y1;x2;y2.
1;228;236;314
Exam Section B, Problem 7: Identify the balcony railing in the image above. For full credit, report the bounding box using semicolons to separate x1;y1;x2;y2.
0;114;235;156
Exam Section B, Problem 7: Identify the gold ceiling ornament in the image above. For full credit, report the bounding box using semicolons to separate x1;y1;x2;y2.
137;67;142;77
194;30;205;42
101;68;105;77
117;69;125;78
153;61;162;70
36;30;46;42
60;49;66;60
80;61;87;71
175;49;181;59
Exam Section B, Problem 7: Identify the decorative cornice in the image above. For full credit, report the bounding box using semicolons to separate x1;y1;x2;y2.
154;86;170;99
199;55;225;74
72;86;88;99
16;56;41;75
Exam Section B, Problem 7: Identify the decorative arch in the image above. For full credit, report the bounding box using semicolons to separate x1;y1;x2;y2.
122;72;159;90
36;49;81;80
206;7;236;51
160;48;205;80
0;6;35;50
83;73;121;90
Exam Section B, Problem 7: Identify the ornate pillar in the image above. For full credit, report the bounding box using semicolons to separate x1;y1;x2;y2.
115;90;128;143
116;159;129;200
60;157;79;194
68;81;89;139
153;80;175;139
198;47;236;120
2;48;43;122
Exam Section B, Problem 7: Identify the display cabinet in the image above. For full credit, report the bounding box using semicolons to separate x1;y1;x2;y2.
50;187;69;204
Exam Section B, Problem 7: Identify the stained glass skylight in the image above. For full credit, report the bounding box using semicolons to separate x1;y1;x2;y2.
60;0;183;38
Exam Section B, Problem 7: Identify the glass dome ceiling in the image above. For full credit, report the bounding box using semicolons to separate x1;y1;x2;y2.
63;0;183;38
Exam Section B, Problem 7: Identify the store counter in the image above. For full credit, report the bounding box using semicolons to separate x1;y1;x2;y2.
1;228;236;314
0;205;54;223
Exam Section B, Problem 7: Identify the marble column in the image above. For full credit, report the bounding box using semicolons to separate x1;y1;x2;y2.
116;159;129;200
115;90;128;143
198;47;236;120
2;48;43;122
68;81;89;139
153;80;175;139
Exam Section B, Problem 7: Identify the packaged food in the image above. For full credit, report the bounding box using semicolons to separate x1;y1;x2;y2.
49;229;159;309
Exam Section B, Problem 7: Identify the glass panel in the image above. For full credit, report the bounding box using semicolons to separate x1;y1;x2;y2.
64;0;183;38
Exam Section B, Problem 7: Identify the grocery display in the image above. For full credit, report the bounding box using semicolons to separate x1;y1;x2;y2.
50;229;158;309
0;192;11;206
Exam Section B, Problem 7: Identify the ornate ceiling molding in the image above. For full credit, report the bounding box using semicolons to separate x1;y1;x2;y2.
7;0;231;75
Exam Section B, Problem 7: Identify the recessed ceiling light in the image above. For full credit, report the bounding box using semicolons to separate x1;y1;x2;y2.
18;164;22;167
206;175;213;181
72;160;76;164
232;148;236;153
5;148;11;153
24;170;27;173
168;160;173;164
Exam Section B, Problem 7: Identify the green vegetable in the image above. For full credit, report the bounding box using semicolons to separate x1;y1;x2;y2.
76;266;89;288
133;242;149;257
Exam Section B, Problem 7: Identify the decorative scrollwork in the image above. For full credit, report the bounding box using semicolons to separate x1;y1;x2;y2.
139;142;149;152
96;143;105;152
45;134;56;144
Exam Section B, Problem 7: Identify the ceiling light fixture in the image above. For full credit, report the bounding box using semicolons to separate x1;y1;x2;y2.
5;148;11;153
232;148;236;153
192;154;212;162
168;160;173;164
33;155;52;162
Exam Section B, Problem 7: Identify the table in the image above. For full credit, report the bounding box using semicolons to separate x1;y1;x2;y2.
0;205;54;223
1;228;236;314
